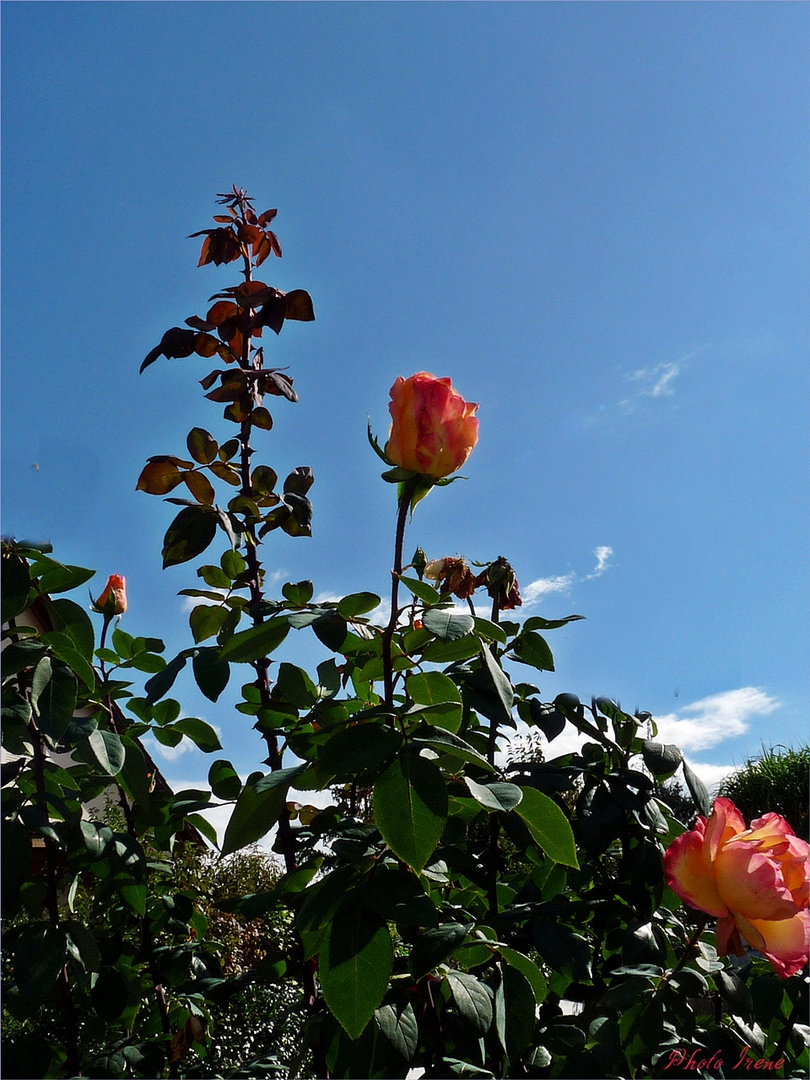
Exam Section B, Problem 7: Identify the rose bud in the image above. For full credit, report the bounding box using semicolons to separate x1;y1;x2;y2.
385;372;478;479
91;574;127;616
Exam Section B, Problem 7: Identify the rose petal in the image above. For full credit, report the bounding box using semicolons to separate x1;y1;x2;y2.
704;797;746;861
715;843;797;921
736;909;810;979
716;915;746;958
664;828;728;917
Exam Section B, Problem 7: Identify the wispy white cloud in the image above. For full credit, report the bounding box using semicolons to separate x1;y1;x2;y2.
617;345;711;413
500;686;779;794
652;687;779;753
624;360;681;400
521;547;613;610
585;545;613;580
684;760;738;795
522;573;576;606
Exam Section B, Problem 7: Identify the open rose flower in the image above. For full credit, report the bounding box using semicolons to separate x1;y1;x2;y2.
91;574;127;617
664;796;810;978
385;372;478;479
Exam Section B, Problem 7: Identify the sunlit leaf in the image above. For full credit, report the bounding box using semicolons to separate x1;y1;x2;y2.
515;787;578;868
217;618;290;663
136;460;184;496
206;300;240;326
189;603;229;644
375;1001;419;1061
209;461;241;486
422;608;474;641
182;470;215;506
464;778;523;813
85;729;125;776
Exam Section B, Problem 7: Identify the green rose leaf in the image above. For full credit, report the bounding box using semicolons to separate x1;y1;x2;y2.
162;506;218;568
173;717;222;753
464;778;523;813
337;592;381;618
509;630;555;672
375;1002;419;1061
319;905;393;1040
410;923;469;981
192;647;230;702
682;759;711;816
319;724;402;776
515;787;578;868
208;759;242;801
446;970;493;1036
1;552;31;623
85;729;126;776
407;671;462;707
221;765;306;856
422;608;475;641
374;752;448;872
641;740;683;779
398;576;440;605
189;602;230;644
218;618;289;662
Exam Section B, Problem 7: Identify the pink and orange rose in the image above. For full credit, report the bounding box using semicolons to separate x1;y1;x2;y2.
664;797;810;978
91;574;127;616
385;372;478;480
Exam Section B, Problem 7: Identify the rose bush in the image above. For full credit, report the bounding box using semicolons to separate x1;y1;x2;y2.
6;190;808;1079
664;796;810;978
385;371;479;478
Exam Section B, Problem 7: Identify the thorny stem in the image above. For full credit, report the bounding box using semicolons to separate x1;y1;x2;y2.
29;711;81;1075
226;196;325;1074
99;616;175;1064
486;595;501;921
382;487;412;709
654;913;711;996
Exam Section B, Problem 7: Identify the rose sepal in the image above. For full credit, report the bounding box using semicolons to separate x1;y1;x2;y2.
367;422;395;466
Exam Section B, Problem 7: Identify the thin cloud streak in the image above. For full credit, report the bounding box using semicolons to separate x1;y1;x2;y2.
522;547;613;610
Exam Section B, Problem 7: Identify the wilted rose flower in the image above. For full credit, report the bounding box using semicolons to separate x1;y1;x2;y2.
424;556;476;599
664;796;810;978
473;557;522;611
91;574;127;616
385;372;478;479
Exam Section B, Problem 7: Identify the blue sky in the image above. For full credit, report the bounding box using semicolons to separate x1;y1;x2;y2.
3;2;808;823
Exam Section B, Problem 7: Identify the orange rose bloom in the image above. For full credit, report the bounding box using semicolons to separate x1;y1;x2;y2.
385;372;478;479
92;574;127;616
664;797;810;978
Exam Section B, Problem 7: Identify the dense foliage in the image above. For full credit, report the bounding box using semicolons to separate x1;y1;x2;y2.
2;189;807;1078
718;746;809;844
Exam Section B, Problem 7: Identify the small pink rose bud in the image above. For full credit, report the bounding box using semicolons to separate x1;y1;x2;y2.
91;574;127;616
